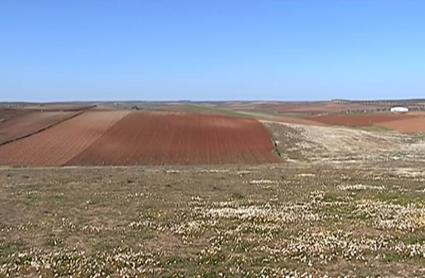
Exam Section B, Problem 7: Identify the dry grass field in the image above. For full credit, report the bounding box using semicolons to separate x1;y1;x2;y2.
0;102;425;276
1;162;425;276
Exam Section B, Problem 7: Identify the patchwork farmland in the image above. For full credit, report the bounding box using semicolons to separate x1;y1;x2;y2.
0;108;278;166
1;101;425;276
219;101;425;133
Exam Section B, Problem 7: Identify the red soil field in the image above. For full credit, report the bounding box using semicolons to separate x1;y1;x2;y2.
0;111;129;166
0;111;78;145
249;102;360;115
67;112;279;166
307;114;417;127
377;116;425;133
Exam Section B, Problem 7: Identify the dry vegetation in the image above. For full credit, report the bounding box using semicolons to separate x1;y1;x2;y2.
1;161;425;276
265;120;425;163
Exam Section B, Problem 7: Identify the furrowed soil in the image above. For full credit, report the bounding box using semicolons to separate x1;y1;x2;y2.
0;111;78;145
0;111;129;166
67;112;279;165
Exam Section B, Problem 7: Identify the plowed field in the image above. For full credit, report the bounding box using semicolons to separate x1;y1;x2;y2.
377;115;425;133
67;112;279;165
0;111;78;145
307;114;416;127
0;108;31;123
0;111;129;166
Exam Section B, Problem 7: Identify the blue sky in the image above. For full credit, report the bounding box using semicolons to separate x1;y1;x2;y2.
1;0;424;101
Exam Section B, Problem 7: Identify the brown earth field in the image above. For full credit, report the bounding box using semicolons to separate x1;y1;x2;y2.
306;113;419;127
377;115;425;133
220;100;425;116
67;112;279;166
0;111;129;166
0;111;79;145
227;102;385;115
231;108;425;133
0;108;32;123
255;102;355;115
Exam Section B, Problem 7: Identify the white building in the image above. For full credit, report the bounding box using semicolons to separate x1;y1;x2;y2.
390;106;409;113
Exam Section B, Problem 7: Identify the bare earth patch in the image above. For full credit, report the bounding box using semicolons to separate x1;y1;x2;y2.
0;111;129;166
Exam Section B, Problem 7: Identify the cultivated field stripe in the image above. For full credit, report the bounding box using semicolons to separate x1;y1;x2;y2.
66;112;280;166
0;111;82;147
61;111;135;165
0;111;130;166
